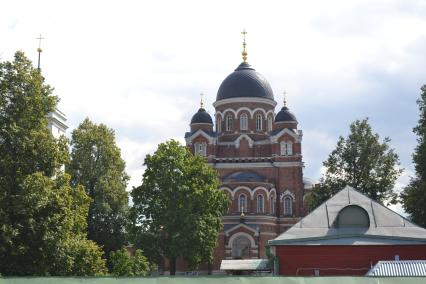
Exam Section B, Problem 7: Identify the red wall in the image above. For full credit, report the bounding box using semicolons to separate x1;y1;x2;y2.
276;245;426;276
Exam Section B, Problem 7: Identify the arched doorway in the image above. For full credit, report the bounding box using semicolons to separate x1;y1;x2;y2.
231;235;252;259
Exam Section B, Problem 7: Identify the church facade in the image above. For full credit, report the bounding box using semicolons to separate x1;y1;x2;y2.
184;48;311;273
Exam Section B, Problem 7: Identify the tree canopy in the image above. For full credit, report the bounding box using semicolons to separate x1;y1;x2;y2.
0;51;106;276
68;118;130;257
401;85;426;227
131;140;229;275
307;118;402;210
109;247;150;276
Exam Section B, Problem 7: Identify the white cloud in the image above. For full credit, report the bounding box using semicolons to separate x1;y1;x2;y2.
3;0;426;215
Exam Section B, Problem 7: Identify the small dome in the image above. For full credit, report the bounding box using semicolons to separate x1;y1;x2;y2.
216;62;274;101
190;108;213;124
275;106;297;122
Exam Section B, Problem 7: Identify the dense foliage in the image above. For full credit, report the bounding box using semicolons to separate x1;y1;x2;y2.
307;119;402;210
109;247;150;276
68;119;130;257
401;85;426;227
131;140;229;274
0;52;106;276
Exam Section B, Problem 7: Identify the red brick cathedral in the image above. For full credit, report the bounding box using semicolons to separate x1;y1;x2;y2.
184;43;310;273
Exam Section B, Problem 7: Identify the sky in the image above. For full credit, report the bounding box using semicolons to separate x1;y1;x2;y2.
2;0;426;214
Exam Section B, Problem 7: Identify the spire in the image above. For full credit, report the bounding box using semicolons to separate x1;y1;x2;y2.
241;29;248;63
200;92;204;108
36;34;44;70
283;90;288;107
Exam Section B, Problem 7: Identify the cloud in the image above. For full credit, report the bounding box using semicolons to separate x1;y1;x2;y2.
3;0;426;215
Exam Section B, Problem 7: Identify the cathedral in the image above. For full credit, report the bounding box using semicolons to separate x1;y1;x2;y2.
184;34;311;273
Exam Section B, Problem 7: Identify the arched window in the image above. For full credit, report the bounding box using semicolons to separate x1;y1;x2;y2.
283;196;292;216
336;205;370;228
226;115;233;131
217;117;221;133
267;116;273;131
194;142;207;157
239;194;247;212
255;114;262;131
280;141;293;156
270;196;275;215
240;113;248;130
257;195;264;213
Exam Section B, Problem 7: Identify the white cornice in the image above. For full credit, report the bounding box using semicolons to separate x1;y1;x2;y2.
185;129;216;145
211;161;303;168
224;223;259;237
270;128;302;143
213;97;277;108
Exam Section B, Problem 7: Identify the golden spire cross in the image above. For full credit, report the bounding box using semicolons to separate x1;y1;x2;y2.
200;92;204;108
283;91;288;107
36;34;44;70
36;34;44;51
241;29;248;63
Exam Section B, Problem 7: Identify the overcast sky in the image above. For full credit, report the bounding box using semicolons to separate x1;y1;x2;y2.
2;0;426;213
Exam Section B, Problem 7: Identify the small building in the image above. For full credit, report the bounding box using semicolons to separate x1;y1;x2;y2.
268;186;426;276
220;259;272;275
367;260;426;277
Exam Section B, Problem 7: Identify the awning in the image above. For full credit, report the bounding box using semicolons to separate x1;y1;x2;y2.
220;259;271;271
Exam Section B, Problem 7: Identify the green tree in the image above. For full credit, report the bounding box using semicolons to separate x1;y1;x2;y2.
0;51;106;275
131;140;229;275
68;118;130;257
401;85;426;227
307;118;402;210
109;247;150;276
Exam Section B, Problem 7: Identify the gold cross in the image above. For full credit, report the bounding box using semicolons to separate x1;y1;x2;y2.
241;29;247;44
241;29;248;62
283;91;287;107
200;92;204;108
36;34;44;52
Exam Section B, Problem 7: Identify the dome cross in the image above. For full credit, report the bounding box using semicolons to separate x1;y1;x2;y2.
200;92;204;108
241;29;248;63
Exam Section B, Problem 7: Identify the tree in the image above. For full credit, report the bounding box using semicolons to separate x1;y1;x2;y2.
68;118;130;257
109;247;150;276
401;85;426;227
307;118;402;210
0;52;106;275
131;140;229;275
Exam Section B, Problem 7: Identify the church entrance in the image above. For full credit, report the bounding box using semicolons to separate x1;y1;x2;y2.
231;235;251;259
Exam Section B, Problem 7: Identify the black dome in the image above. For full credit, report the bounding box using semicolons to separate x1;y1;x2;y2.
216;62;274;101
275;106;297;122
190;108;213;124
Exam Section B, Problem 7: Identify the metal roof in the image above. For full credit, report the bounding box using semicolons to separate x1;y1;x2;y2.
216;62;274;101
220;259;271;271
367;260;426;276
269;186;426;245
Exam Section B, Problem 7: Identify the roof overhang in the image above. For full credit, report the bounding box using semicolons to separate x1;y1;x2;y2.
220;259;271;271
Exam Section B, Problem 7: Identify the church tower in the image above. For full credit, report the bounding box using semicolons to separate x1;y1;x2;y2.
185;32;306;273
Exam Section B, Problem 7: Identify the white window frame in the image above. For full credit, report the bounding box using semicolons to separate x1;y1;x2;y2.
270;196;275;214
226;115;233;131
255;114;262;131
283;196;292;216
194;142;207;157
240;113;248;131
217;117;221;133
239;194;247;213
257;194;264;213
280;141;293;156
267;116;273;131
